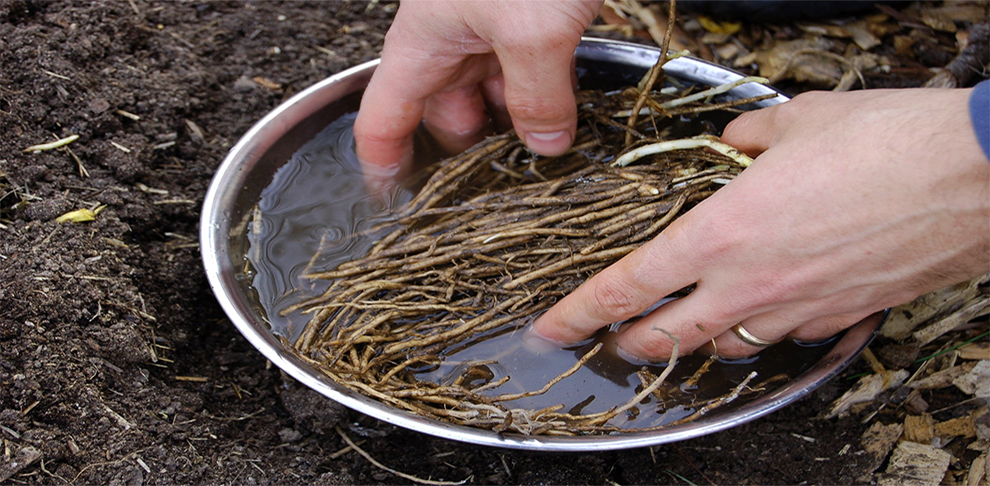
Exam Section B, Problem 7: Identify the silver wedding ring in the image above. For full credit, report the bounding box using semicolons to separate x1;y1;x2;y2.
732;324;784;347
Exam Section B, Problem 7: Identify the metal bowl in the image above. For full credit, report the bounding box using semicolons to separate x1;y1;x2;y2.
201;38;881;451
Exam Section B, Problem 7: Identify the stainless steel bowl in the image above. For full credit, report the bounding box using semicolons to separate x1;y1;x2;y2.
201;38;881;451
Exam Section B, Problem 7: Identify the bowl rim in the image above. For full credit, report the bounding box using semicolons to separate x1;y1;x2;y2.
200;37;879;451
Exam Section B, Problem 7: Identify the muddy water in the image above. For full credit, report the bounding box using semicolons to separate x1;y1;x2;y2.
248;113;409;342
414;322;835;429
246;114;837;430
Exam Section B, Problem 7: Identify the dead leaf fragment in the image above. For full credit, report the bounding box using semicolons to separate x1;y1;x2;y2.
595;2;636;38
913;295;990;345
952;359;990;396
859;422;904;482
893;35;917;56
252;76;283;91
958;341;990;361
834;53;881;92
882;274;987;340
185;119;206;144
917;4;988;33
599;1;630;26
904;413;935;444
910;360;977;391
698;15;741;35
23;134;79;153
713;42;741;62
975;407;990;442
935;414;977;439
749;38;845;88
863;13;903;39
878;440;952;486
55;205;106;223
844;21;882;51
797;23;850;39
966;453;988;486
826;369;909;418
0;446;42;483
901;389;930;415
920;9;958;33
610;0;713;60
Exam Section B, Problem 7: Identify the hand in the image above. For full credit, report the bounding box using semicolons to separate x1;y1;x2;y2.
533;87;990;361
353;0;601;180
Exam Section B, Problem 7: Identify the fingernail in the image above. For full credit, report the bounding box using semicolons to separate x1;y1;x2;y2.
615;342;657;366
524;130;571;155
521;324;563;355
357;155;407;194
358;158;403;178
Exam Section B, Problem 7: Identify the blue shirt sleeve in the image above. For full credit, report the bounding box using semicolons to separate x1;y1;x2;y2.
970;79;990;161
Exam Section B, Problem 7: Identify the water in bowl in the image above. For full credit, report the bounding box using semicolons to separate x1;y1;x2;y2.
244;113;837;431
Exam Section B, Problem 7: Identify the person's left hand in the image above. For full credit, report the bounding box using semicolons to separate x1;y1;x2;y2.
353;0;602;182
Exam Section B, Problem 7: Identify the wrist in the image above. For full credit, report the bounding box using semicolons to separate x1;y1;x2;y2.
969;80;990;161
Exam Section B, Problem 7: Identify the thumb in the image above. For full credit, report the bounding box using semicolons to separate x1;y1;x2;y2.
720;103;784;157
495;38;581;156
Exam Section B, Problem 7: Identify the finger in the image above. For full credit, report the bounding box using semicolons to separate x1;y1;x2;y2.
702;310;870;359
614;288;740;361
720;103;784;158
423;85;493;155
495;38;580;156
532;231;699;345
479;65;575;136
787;313;867;343
354;58;427;173
708;313;795;359
480;74;512;132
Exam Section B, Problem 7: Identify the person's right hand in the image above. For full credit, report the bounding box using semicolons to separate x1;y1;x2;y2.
532;87;990;361
353;0;602;181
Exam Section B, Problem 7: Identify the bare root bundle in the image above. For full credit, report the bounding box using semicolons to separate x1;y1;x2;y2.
289;78;773;435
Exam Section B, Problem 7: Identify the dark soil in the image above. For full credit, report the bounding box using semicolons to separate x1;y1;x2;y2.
0;1;970;485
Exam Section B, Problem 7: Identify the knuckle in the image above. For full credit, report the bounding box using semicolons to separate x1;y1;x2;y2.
725;273;808;322
814;318;854;338
718;340;758;359
354;114;411;147
684;212;748;258
721;114;748;138
505;96;575;125
789;90;828;105
729;278;786;314
779;91;827;120
705;299;741;326
587;278;647;321
353;126;401;150
495;15;583;52
789;314;862;342
352;123;383;144
496;28;548;51
635;331;680;360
